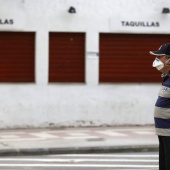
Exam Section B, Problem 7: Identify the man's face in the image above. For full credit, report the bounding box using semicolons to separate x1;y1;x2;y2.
156;55;170;73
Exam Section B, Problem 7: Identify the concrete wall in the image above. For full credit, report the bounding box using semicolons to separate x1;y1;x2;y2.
0;0;169;128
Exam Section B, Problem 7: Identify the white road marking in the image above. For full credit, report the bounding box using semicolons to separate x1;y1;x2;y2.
0;135;19;139
55;154;158;158
30;133;59;139
66;132;90;136
64;136;99;139
0;158;158;163
97;130;128;136
0;132;25;135
0;138;45;142
133;131;154;135
0;164;159;168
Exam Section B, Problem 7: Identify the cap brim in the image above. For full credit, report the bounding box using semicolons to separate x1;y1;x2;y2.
149;51;165;56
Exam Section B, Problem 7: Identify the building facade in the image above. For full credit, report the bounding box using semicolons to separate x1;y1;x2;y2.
0;0;169;128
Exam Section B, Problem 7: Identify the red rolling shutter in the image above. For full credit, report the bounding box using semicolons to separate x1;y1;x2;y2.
49;32;85;83
100;33;170;83
0;32;35;82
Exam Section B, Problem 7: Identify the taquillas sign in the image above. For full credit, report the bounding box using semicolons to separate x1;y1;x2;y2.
121;21;159;27
0;19;14;25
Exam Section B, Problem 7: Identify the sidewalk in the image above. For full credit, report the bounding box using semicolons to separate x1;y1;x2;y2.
0;126;158;156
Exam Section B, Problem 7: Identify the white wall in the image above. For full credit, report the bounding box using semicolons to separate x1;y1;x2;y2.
0;0;169;128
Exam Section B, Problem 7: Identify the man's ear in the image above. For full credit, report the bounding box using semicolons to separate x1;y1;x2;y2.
167;59;170;65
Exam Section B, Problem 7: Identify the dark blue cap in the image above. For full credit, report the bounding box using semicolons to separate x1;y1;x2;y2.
149;43;170;56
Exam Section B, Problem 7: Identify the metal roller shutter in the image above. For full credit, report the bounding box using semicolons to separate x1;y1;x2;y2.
0;32;35;82
49;32;85;83
100;33;170;83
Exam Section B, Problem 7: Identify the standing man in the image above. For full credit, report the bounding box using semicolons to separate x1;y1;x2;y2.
150;43;170;170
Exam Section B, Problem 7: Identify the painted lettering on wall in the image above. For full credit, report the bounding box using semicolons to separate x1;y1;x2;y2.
121;21;159;27
0;19;14;25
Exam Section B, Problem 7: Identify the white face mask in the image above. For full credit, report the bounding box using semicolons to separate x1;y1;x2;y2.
152;58;170;70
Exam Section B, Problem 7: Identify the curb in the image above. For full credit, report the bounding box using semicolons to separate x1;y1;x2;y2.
0;145;159;156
